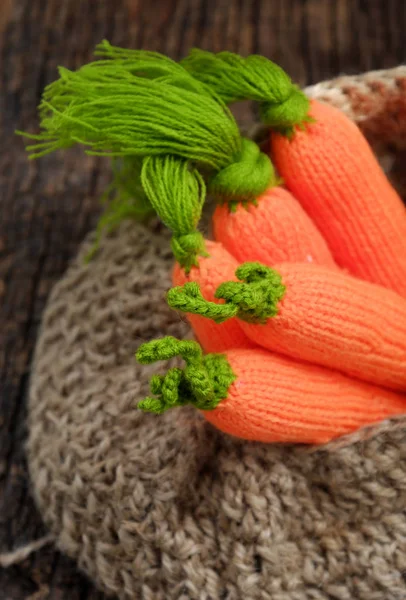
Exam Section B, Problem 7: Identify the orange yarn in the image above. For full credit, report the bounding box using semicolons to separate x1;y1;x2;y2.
203;348;406;444
213;186;337;268
271;99;406;297
172;241;254;352
236;262;406;391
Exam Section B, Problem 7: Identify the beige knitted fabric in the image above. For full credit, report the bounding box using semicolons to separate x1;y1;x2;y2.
28;68;406;600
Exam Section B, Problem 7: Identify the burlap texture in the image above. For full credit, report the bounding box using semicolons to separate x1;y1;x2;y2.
28;68;406;600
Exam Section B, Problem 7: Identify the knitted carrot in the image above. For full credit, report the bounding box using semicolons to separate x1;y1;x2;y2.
182;50;406;296
206;128;336;274
172;240;255;352
271;100;406;296
203;84;336;269
212;186;337;267
168;262;406;391
181;48;337;268
136;337;406;444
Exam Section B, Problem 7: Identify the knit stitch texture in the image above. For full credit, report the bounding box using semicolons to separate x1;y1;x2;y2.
272;100;406;296
28;67;406;599
213;186;337;268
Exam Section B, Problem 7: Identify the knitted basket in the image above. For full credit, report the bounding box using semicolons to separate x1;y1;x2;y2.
28;67;406;600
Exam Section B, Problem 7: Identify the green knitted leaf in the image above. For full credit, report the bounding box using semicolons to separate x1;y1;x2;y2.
167;263;286;324
136;337;236;413
217;262;286;323
167;282;238;324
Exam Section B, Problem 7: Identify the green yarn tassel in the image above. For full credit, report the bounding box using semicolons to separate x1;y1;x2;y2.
141;155;208;272
19;44;274;190
19;52;240;168
18;43;278;265
181;49;312;134
167;262;286;324
136;337;236;414
94;40;184;74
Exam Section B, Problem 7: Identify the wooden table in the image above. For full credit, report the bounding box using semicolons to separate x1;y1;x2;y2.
0;1;405;597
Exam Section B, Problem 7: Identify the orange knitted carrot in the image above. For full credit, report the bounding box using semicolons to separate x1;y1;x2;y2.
168;262;406;391
271;100;406;296
136;337;406;444
173;241;254;352
213;185;337;267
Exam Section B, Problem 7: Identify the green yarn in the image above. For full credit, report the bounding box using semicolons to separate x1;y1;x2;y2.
181;49;290;103
181;49;311;134
209;138;277;204
258;87;312;131
18;43;277;265
141;368;184;414
94;40;183;73
168;281;239;322
94;40;211;94
141;155;208;271
170;233;207;272
19;52;240;167
136;337;236;414
167;262;286;324
19;44;275;189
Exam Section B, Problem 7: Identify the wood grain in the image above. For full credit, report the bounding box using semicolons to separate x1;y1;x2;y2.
0;0;405;597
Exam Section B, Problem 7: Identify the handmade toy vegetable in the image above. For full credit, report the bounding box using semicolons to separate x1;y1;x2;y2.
208;136;337;268
23;42;406;444
182;50;406;296
272;100;406;296
168;261;406;391
212;185;337;268
136;337;406;444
